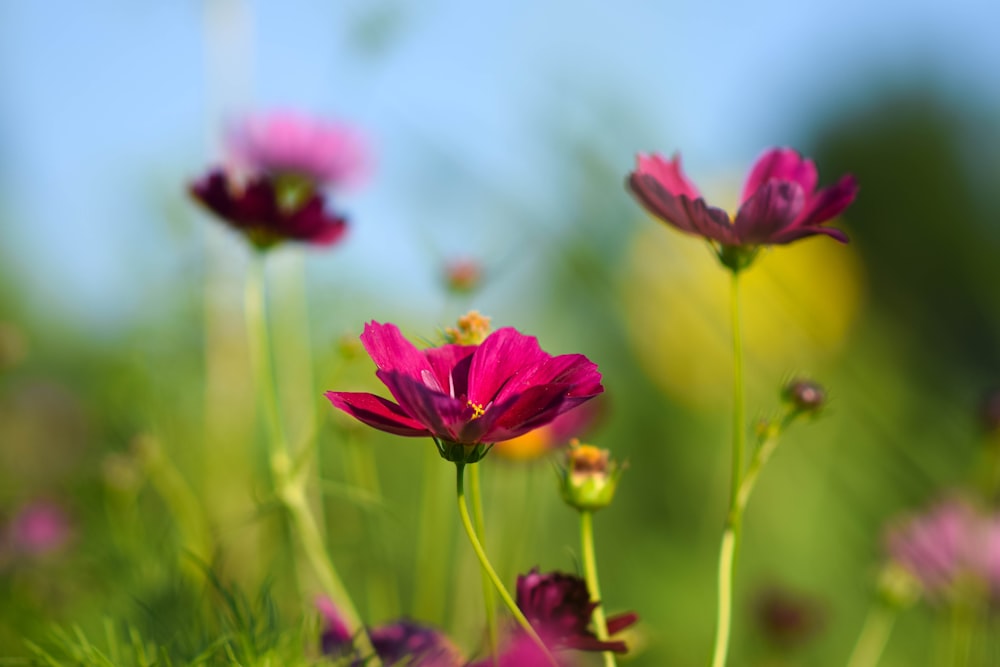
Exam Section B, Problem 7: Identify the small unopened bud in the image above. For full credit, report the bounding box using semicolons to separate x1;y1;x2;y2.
782;378;826;414
876;562;921;610
979;389;1000;434
560;440;623;512
443;258;483;294
443;311;492;345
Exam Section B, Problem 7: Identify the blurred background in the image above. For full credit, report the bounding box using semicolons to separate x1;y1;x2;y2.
1;0;999;664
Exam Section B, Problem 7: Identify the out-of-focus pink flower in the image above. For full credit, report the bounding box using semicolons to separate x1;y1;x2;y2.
325;323;603;461
226;110;370;190
7;501;71;556
885;498;1000;601
189;170;347;250
627;148;857;270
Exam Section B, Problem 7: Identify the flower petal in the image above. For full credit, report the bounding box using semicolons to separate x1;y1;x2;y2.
377;371;469;442
473;384;573;443
466;328;549;407
324;391;429;437
798;174;858;225
360;322;436;387
284;195;348;245
769;224;849;245
634;153;701;199
733;181;805;245
424;343;477;399
491;353;603;407
741;148;817;204
628;174;738;245
606;611;639;635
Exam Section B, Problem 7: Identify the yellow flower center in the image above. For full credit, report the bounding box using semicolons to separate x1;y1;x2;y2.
467;401;486;419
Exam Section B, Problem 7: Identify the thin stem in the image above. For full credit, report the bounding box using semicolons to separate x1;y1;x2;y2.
709;271;746;667
455;463;558;667
730;271;747;508
581;511;616;667
245;255;290;463
469;463;499;666
845;604;896;667
245;254;379;666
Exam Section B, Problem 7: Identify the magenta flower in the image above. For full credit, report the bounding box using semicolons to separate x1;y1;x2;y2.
226;110;369;190
516;569;638;654
189;170;347;250
627;148;857;270
325;322;603;462
885;498;1000;601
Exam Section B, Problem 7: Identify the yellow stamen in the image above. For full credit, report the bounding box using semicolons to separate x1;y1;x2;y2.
467;401;486;419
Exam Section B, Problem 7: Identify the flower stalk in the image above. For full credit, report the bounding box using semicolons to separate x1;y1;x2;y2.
455;463;559;667
845;603;896;667
709;271;746;667
245;254;379;665
581;510;616;667
469;462;500;666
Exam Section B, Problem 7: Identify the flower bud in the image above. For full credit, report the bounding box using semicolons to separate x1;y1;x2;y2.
782;378;826;414
560;440;623;512
875;562;921;610
442;311;492;345
443;258;483;295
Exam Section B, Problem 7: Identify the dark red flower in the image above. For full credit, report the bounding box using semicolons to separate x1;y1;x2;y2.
189;169;347;250
325;323;603;460
627;148;857;268
515;569;637;654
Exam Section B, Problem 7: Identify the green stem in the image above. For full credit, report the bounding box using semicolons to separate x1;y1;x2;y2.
245;254;380;666
469;463;499;666
845;604;896;667
581;510;616;667
245;254;289;465
709;271;746;667
455;463;558;667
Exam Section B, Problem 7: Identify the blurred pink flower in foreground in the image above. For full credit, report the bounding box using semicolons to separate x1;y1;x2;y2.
226;110;370;190
6;501;72;556
885;498;1000;601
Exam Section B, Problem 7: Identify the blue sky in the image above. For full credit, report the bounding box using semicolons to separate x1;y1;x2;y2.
1;0;997;331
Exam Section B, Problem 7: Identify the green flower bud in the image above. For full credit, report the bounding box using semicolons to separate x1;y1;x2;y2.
876;562;921;611
560;440;623;512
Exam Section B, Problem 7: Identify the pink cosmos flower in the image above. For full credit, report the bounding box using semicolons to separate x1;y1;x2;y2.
885;498;1000;601
189;170;347;249
325;323;603;459
627;148;857;266
226;110;369;190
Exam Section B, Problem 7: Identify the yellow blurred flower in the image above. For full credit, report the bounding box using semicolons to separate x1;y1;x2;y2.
621;222;864;409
